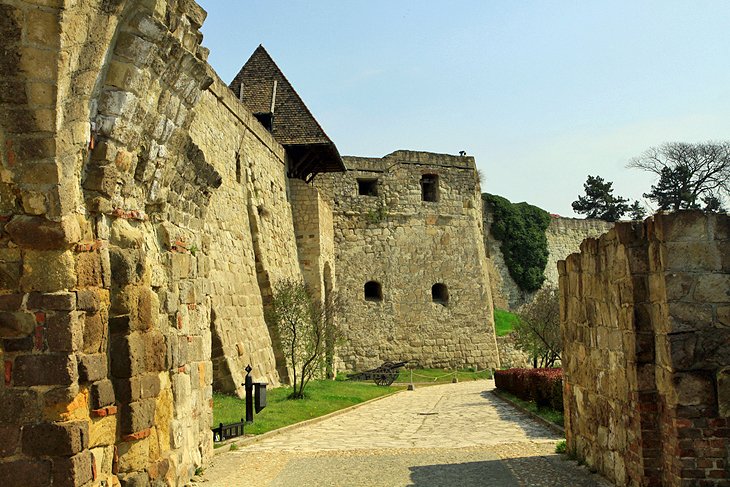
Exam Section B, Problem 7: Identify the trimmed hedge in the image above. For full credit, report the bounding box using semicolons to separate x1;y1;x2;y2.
494;368;563;411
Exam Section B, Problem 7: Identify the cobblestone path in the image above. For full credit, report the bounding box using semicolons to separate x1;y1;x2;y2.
195;381;611;486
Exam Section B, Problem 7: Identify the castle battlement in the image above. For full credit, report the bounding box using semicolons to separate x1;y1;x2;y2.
344;150;476;172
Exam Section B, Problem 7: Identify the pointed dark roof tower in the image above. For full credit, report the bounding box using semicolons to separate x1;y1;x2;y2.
230;45;345;181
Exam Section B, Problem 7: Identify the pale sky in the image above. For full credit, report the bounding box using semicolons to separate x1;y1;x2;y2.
197;1;730;216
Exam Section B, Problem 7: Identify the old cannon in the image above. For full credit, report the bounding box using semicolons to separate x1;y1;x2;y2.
348;360;408;386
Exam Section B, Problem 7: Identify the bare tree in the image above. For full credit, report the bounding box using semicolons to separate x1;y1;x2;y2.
628;141;730;211
514;285;561;368
265;279;340;399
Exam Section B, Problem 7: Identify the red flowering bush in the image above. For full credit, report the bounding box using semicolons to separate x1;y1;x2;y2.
494;368;563;411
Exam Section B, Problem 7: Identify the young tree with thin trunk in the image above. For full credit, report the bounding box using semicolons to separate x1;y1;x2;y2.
514;285;561;368
265;279;340;399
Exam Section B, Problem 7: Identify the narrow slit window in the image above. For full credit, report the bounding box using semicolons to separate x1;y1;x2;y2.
357;179;378;197
421;174;439;202
432;283;448;305
364;281;383;302
235;153;242;183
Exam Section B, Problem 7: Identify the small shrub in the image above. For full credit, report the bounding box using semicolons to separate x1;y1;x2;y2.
494;367;563;411
229;443;238;451
555;440;567;454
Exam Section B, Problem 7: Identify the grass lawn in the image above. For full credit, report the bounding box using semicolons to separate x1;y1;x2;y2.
494;308;519;336
213;379;399;436
393;368;491;384
497;390;564;427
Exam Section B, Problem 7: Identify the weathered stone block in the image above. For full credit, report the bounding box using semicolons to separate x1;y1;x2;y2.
111;219;143;249
89;416;117;449
27;291;76;310
109;248;144;286
76;252;103;288
0;260;21;289
664;242;721;272
46;311;83;352
719;306;730;328
76;289;100;312
83;311;105;353
0;459;52;487
22;421;89;456
0;293;23;311
135;287;159;331
0;311;35;337
0;389;41;423
13;353;77;386
83;163;119;197
140;372;161;399
145;331;166;372
2;335;33;352
119;471;151;487
110;333;145;378
52;451;93;487
21;250;77;292
0;423;20;455
656;211;708;242
171;252;191;279
78;353;108;382
5;216;80;250
717;368;730;418
91;379;116;409
109;315;132;335
26;7;59;47
672;372;715;407
114;376;142;403
693;274;730;303
120;398;155;434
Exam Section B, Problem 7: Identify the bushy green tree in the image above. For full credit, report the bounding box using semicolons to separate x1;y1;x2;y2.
572;175;630;221
265;280;339;399
483;193;551;293
514;285;561;368
628;200;647;220
629;141;730;212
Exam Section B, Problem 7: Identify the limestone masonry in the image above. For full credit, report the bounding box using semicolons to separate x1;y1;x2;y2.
560;211;730;486
1;1;725;486
0;1;501;485
485;206;613;310
317;151;500;371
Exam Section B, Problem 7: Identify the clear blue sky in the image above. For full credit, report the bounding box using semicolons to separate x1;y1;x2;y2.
197;1;730;216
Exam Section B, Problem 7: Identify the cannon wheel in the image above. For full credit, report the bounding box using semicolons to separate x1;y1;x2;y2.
374;370;398;386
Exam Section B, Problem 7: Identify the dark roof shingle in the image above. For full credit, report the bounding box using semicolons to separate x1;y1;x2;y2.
230;46;344;178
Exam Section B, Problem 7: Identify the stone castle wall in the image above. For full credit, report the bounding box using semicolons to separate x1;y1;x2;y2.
319;151;500;371
495;334;531;369
560;211;730;486
0;1;322;485
484;206;612;311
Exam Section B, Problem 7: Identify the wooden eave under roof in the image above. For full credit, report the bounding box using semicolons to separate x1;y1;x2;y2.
229;45;345;180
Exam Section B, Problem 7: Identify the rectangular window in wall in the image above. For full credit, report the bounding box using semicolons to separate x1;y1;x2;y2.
357;178;378;197
421;174;439;202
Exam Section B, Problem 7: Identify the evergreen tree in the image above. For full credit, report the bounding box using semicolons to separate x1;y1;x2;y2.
572;175;630;221
628;200;647;220
643;164;697;210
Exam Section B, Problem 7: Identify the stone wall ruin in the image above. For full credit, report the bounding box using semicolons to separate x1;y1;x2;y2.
560;211;730;486
0;1;324;485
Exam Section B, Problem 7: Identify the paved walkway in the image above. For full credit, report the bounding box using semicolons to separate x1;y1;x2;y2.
195;381;611;486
